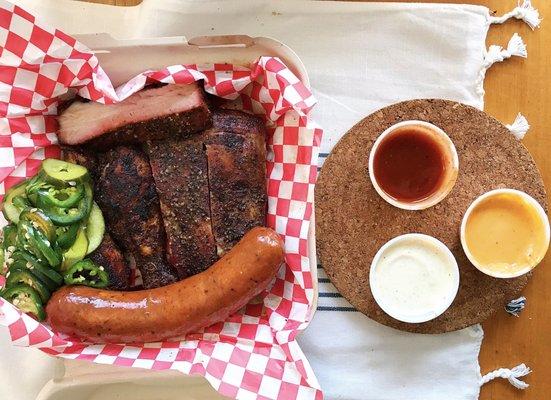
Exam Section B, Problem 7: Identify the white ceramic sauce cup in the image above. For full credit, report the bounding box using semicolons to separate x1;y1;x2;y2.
368;120;459;210
460;188;550;278
369;233;460;323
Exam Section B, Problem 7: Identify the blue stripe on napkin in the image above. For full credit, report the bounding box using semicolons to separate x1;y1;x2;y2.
316;264;358;312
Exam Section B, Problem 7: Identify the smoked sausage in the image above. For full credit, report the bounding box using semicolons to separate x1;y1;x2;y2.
46;227;284;343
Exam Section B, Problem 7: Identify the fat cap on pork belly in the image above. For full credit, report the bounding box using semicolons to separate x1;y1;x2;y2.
57;83;212;148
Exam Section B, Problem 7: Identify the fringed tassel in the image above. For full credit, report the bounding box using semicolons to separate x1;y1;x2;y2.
505;296;527;316
486;33;527;64
476;33;527;97
480;363;532;389
506;113;530;140
489;0;542;30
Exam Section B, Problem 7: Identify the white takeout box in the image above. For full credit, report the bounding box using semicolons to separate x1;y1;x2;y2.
36;34;318;400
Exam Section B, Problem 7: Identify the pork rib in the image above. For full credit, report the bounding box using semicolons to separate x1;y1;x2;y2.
145;138;217;279
205;110;267;255
96;146;178;289
58;84;211;148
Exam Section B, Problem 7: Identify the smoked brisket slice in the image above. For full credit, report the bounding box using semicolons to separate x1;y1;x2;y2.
145;138;217;279
96;146;178;289
58;83;212;149
205;110;267;255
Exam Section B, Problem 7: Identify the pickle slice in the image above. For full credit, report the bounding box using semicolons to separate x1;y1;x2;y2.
61;226;89;271
42;158;89;184
1;180;28;224
85;202;105;255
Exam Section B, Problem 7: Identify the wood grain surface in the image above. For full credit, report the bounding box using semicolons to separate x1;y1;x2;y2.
82;0;550;398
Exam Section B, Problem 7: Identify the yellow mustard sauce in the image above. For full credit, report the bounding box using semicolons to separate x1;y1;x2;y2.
465;193;548;275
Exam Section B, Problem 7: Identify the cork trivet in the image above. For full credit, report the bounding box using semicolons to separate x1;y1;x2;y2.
316;99;548;333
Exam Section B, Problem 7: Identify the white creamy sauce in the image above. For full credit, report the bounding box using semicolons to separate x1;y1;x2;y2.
371;236;457;321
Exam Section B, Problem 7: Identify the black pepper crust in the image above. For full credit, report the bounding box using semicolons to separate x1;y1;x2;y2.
62;146;99;180
85;106;212;150
205;110;267;254
145;137;218;279
95;145;178;289
67;107;267;287
88;233;131;290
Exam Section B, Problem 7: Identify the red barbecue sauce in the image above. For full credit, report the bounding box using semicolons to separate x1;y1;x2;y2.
373;127;446;202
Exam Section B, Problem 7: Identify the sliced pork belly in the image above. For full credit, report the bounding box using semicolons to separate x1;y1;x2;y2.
145;138;217;279
58;83;211;149
205;110;267;255
96;146;178;289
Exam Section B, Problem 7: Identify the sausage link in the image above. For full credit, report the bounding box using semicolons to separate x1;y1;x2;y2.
46;227;284;343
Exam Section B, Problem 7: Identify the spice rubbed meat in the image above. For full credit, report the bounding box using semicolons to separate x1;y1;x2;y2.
58;91;267;288
205;110;267;255
43;85;279;342
96;146;178;289
62;147;132;290
57;83;212;149
145;138;217;279
62;146;98;179
88;233;131;290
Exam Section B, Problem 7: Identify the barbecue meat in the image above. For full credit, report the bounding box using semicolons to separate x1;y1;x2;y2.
205;110;267;255
146;138;217;279
62;146;98;179
63;147;131;290
96;146;178;289
58;84;212;149
89;233;131;290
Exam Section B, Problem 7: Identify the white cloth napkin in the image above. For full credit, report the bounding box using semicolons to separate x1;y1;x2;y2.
2;1;535;399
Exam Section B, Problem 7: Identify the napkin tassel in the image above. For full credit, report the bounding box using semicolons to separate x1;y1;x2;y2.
476;33;527;96
506;113;530;140
480;363;532;389
505;296;527;316
489;0;542;30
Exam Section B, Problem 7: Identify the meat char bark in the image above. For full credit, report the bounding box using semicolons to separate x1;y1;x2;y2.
205;110;267;255
96;146;178;289
145;138;217;279
62;146;98;179
89;233;131;290
63;146;133;290
57;83;212;149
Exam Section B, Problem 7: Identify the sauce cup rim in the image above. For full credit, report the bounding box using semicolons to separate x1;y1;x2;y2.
460;188;551;278
368;120;459;210
369;233;460;323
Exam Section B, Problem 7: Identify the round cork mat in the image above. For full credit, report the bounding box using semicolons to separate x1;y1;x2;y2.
316;99;548;333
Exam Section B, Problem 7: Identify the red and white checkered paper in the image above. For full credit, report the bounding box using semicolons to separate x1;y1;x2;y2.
0;2;323;399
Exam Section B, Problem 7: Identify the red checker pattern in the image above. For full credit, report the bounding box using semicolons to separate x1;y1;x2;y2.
0;3;323;399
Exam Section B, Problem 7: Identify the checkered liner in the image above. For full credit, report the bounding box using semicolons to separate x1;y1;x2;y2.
0;2;323;399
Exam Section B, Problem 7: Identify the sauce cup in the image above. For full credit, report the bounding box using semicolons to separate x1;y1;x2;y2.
368;120;459;210
460;188;550;278
369;233;460;323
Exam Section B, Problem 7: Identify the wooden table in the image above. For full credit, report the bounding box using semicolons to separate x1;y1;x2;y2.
84;1;550;399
